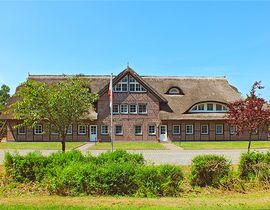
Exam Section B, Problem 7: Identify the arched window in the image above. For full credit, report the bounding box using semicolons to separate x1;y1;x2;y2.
167;87;183;95
190;102;228;113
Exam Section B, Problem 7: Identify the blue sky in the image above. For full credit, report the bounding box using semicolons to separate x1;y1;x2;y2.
0;1;270;98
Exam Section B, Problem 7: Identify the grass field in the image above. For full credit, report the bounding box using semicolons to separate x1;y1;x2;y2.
174;141;270;149
0;191;270;210
88;141;166;150
0;142;85;150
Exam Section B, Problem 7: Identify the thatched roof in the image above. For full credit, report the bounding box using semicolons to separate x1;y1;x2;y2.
0;68;241;120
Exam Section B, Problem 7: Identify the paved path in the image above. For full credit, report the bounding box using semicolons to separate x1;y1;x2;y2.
0;148;268;165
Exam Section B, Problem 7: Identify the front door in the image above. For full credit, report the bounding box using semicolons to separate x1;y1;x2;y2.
90;125;97;142
159;125;167;141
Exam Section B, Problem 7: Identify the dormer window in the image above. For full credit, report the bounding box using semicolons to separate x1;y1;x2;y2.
113;75;146;92
190;102;228;113
167;87;183;95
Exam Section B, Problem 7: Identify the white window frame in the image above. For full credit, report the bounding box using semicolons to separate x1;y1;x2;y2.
216;124;224;135
201;124;209;135
129;75;146;92
34;124;43;135
65;125;73;135
51;125;59;135
113;75;128;92
120;104;128;114
252;128;258;135
112;104;119;114
129;104;137;114
115;125;123;135
186;125;193;135
138;104;147;114
148;125;156;135
172;125;181;135
190;103;229;113
18;126;26;134
168;88;180;95
101;125;109;135
135;125;143;135
78;125;87;135
230;126;237;135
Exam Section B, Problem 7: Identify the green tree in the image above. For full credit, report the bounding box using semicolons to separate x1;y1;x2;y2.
0;84;10;111
8;77;98;152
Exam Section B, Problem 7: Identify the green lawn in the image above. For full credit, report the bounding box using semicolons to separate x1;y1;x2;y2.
0;142;85;150
174;141;270;149
0;191;270;209
89;141;166;150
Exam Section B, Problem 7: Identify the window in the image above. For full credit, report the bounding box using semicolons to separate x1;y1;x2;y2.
190;102;229;113
138;104;147;114
186;125;193;135
113;75;128;92
78;125;87;135
201;125;209;135
101;125;109;135
65;125;72;135
207;104;214;111
252;128;258;134
168;87;181;95
115;125;123;135
216;124;223;135
18;126;26;134
230;126;237;135
129;104;137;114
173;125;180;134
51;125;58;134
120;104;128;114
34;124;43;134
198;104;205;111
148;125;156;135
113;104;119;114
216;104;222;111
135;125;142;135
129;76;146;92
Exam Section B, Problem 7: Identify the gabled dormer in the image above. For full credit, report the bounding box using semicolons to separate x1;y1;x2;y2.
113;74;146;93
98;67;167;103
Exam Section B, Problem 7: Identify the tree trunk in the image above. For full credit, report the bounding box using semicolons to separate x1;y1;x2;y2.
247;134;252;153
61;133;66;152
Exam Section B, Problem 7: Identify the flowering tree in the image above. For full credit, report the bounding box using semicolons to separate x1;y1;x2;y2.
227;81;270;152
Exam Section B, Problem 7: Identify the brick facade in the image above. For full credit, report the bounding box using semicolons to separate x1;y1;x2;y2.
3;68;270;142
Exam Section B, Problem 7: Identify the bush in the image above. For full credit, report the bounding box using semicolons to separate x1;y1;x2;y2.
4;150;92;183
190;154;231;187
4;151;49;182
46;161;138;196
134;164;184;197
239;151;270;181
94;150;144;166
4;150;185;197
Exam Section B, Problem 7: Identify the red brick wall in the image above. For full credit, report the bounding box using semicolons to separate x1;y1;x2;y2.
96;92;160;141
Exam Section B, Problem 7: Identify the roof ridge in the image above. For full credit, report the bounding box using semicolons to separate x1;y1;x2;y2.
28;74;226;80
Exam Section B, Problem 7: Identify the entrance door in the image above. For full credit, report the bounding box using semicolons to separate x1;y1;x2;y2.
159;125;167;141
90;125;97;142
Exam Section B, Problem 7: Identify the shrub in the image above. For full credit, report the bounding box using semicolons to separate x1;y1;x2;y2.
4;150;91;183
4;151;49;182
94;150;145;166
239;151;270;181
134;164;184;197
46;162;137;196
190;154;231;187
